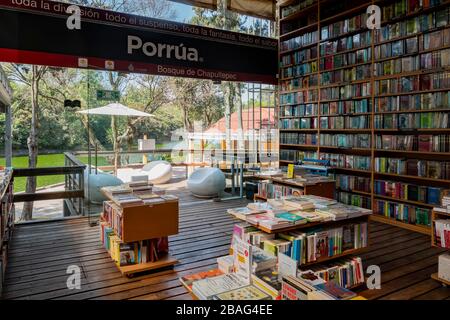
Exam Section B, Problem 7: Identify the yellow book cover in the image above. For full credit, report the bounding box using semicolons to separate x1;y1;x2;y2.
287;164;295;179
351;295;368;300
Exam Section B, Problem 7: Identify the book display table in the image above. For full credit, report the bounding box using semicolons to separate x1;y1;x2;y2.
100;184;179;277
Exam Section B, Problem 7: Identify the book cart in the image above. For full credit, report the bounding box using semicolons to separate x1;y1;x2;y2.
278;0;450;235
431;206;450;286
100;186;179;277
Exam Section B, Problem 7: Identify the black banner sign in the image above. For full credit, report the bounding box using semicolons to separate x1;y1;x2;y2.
0;0;278;84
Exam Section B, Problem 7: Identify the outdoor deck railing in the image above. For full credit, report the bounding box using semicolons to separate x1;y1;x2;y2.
63;152;86;217
12;153;86;218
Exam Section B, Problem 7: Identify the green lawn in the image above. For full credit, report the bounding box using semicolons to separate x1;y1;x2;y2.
0;153;109;193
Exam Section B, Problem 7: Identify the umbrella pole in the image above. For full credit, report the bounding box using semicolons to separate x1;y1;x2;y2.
112;115;118;176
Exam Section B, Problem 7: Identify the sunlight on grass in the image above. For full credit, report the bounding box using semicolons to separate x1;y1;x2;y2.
0;153;108;192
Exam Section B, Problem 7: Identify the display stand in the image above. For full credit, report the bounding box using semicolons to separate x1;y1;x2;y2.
101;186;179;277
229;211;370;271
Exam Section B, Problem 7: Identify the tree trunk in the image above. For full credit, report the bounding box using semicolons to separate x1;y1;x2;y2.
81;115;106;151
22;66;40;221
224;82;234;152
181;103;192;132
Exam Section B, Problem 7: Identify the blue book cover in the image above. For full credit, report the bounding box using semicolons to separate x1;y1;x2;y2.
427;187;441;205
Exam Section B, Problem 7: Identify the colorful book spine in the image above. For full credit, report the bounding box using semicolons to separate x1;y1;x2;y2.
374;180;443;205
374;199;431;226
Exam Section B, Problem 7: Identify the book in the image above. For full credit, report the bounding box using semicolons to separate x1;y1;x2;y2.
252;268;282;300
227;207;266;220
275;212;307;225
192;273;247;300
179;269;223;292
252;246;277;272
297;270;326;286
211;285;271;300
217;255;234;274
313;282;357;300
281;275;316;300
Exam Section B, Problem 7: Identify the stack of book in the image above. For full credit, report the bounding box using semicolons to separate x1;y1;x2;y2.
281;275;357;300
246;214;294;231
442;195;450;208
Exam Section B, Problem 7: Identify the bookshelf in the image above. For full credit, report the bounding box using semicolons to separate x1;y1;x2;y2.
252;174;336;200
100;186;179;277
430;207;450;285
278;0;450;234
0;169;14;293
229;206;370;279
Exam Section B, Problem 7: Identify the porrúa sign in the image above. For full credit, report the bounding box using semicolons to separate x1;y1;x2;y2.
0;0;278;84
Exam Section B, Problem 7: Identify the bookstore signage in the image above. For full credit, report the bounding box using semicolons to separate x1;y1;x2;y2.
0;0;278;84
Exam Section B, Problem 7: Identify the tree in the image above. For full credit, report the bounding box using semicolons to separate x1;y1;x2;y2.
5;64;47;220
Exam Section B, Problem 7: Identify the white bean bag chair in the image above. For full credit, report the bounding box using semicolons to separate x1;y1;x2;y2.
84;172;123;204
141;160;172;184
187;168;226;198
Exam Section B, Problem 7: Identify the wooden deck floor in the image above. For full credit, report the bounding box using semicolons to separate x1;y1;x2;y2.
2;198;449;300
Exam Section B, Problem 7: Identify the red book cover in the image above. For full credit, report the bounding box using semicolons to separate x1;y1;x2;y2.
420;74;431;91
418;135;432;152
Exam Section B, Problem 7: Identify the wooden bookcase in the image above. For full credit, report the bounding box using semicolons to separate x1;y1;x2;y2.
100;188;179;276
430;207;450;285
252;174;336;200
277;0;450;234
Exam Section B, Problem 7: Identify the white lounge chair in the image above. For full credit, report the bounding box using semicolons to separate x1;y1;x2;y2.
141;160;172;184
187;167;226;198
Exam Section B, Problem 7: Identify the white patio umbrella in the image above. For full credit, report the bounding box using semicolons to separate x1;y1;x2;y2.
77;103;154;118
78;103;154;175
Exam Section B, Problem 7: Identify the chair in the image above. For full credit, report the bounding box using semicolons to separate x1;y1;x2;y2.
141;160;172;184
85;172;123;204
187;167;226;198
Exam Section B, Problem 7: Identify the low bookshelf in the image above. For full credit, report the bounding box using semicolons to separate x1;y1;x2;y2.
431;206;450;285
100;185;179;277
277;0;450;234
252;174;336;200
229;197;371;276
